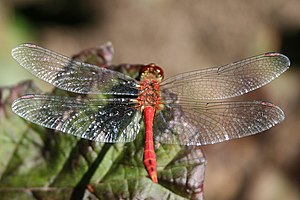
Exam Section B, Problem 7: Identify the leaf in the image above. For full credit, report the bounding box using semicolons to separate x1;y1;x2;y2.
0;43;206;200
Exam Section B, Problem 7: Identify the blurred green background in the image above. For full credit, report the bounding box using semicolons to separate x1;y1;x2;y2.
1;0;300;200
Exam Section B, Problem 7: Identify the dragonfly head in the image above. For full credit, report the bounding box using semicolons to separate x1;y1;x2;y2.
139;63;164;82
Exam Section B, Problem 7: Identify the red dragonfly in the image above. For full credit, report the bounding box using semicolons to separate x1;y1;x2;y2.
11;44;289;183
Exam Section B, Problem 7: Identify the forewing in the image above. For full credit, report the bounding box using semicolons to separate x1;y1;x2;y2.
11;44;139;95
160;53;290;100
12;95;142;143
154;99;284;145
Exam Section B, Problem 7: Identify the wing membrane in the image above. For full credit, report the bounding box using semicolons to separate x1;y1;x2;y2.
11;44;139;95
154;100;284;145
161;53;290;100
12;95;141;143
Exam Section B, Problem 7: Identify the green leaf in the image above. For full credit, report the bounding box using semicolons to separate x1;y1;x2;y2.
0;44;205;199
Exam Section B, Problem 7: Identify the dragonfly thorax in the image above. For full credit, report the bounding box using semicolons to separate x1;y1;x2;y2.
136;79;162;110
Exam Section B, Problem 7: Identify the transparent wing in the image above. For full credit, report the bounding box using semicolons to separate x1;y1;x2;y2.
12;95;142;143
11;44;139;95
160;53;290;100
154;99;284;145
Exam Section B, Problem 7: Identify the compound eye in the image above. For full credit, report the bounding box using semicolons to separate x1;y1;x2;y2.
139;65;151;75
139;63;164;78
153;65;164;78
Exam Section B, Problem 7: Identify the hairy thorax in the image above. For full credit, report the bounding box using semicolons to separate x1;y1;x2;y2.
135;63;164;111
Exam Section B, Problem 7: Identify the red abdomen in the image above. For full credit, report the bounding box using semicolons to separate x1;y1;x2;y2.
143;106;158;183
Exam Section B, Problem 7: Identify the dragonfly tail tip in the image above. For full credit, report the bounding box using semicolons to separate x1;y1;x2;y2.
150;175;158;183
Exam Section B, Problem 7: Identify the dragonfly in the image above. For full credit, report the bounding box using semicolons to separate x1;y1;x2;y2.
11;43;290;183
